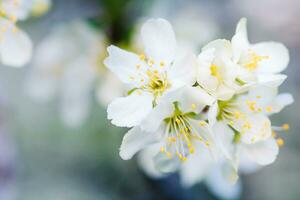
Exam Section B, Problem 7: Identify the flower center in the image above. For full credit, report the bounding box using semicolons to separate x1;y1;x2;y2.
241;50;269;71
210;64;222;81
159;103;210;161
144;70;170;97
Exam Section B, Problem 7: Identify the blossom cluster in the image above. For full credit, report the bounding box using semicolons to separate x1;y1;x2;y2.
0;0;51;67
104;17;293;185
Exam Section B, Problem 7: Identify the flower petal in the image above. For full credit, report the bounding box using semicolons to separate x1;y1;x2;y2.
237;114;272;144
104;45;145;86
231;18;249;63
205;163;242;200
120;126;161;160
257;74;287;88
168;53;197;88
137;144;165;179
141;18;176;65
180;145;213;187
252;42;289;74
107;91;153;127
240;138;279;165
0;21;32;67
269;93;294;114
140;100;173;132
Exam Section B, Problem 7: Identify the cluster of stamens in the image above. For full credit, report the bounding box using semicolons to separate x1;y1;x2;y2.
130;54;170;97
218;97;272;143
160;103;210;162
242;49;269;71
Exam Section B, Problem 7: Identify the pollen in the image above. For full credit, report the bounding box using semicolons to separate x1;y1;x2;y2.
282;123;290;130
276;138;284;147
191;103;196;110
148;59;154;66
136;64;141;69
159;61;165;67
139;54;146;60
266;105;273;112
198;121;206;126
160;147;165;152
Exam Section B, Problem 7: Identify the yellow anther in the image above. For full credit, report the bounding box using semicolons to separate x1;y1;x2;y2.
189;146;195;154
210;64;222;81
244;50;269;71
168;137;176;143
266;106;273;112
246;100;256;111
136;64;141;69
282;123;290;130
159;61;165;67
166;152;172;158
175;118;181;124
256;95;262;99
205;141;210;146
276;138;284;147
198;121;206;127
129;76;135;80
272;131;277;138
153;70;159;74
251;137;256;143
243;121;252;129
160;147;165;152
234;111;241;119
191;103;196;110
148;59;154;66
139;54;146;60
146;70;152;77
140;79;144;82
12;26;18;33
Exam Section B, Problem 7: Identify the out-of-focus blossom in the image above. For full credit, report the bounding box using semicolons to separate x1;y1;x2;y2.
26;20;103;127
0;0;32;67
105;18;197;128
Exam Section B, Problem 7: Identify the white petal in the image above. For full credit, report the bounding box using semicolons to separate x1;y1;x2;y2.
107;91;153;127
212;121;235;161
140;100;173;132
177;86;215;113
153;150;180;173
240;138;279;165
238;114;272;144
269;93;294;114
120;126;161;160
0;22;32;67
231;18;249;63
168;53;197;88
205;164;242;200
202;39;232;60
197;48;215;69
257;74;287;88
208;102;219;126
252;42;289;73
180;145;213;187
104;45;145;86
137;144;165;179
141;18;176;65
215;84;236;101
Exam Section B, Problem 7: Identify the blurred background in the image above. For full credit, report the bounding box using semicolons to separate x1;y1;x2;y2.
0;0;299;199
